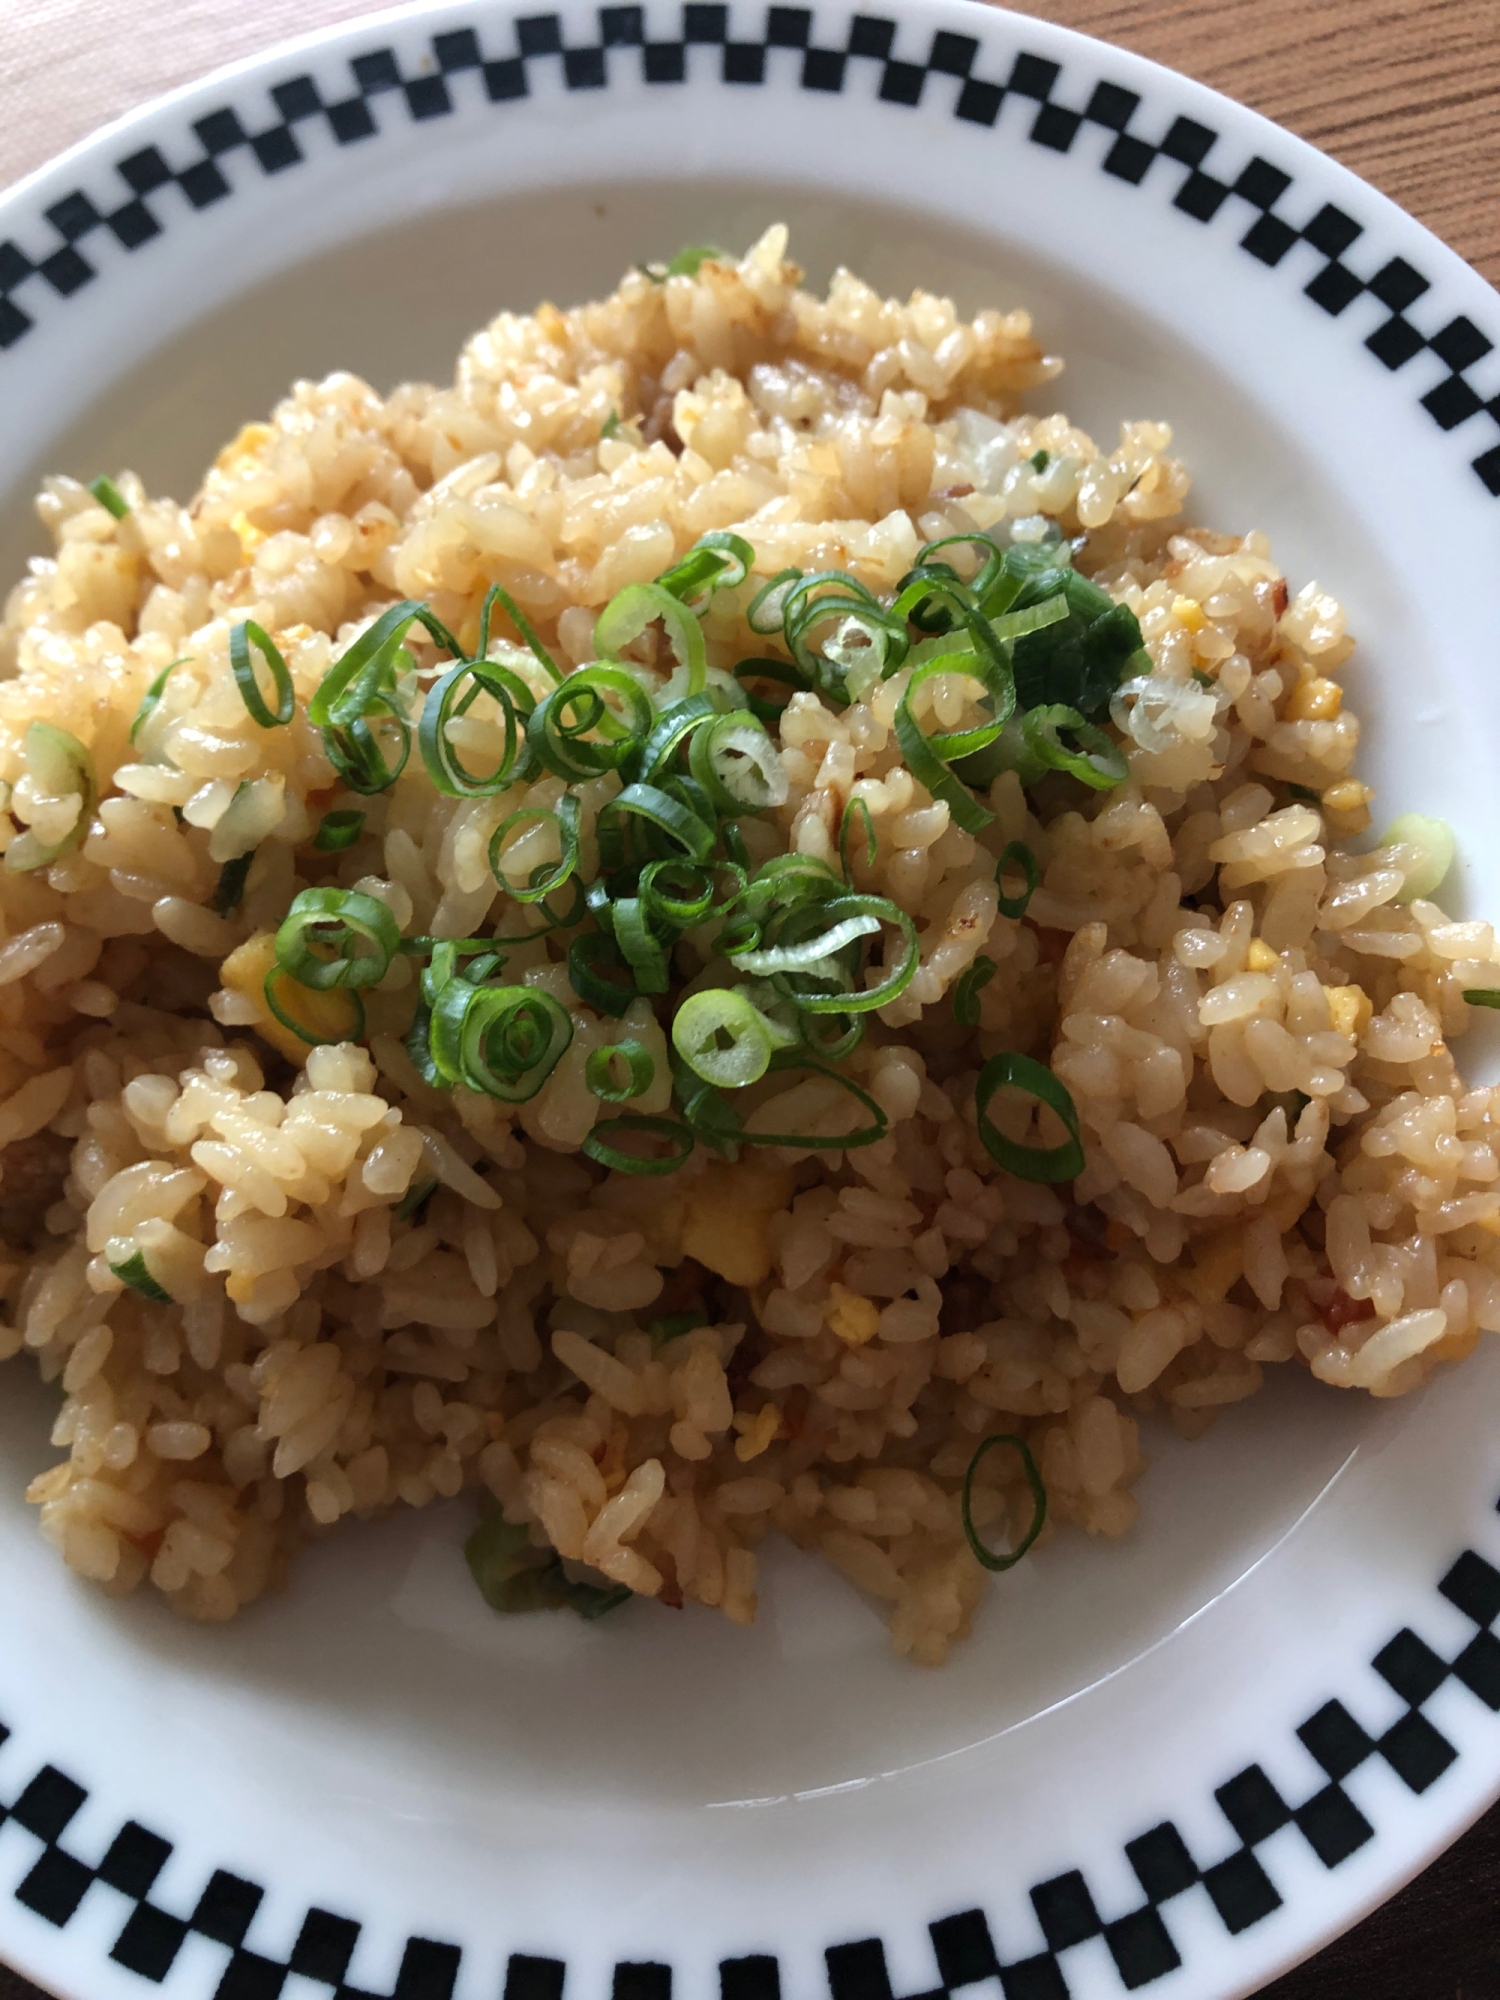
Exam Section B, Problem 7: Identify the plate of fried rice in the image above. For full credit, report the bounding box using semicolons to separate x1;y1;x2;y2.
1;5;1498;1999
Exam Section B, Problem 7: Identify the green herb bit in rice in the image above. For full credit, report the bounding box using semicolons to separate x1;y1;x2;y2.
962;1434;1048;1572
87;474;130;519
246;526;1096;1173
108;1249;172;1304
313;809;366;852
465;1511;631;1620
1464;990;1500;1009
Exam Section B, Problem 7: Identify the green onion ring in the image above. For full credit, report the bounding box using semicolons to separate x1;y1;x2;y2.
262;966;367;1046
593;582;707;695
995;840;1040;919
109;1249;171;1302
527;665;653;782
489;794;581;903
567;932;646;1017
839;797;876;881
313;809;366;853
273;887;401;991
953;955;996;1028
961;1433;1047;1572
585;1039;656;1102
581;1113;696;1175
1463;989;1500;1008
89;475;130;520
672;987;782;1089
1020;704;1128;790
229;619;295;728
419;655;537;797
975;1052;1085;1183
130;657;190;744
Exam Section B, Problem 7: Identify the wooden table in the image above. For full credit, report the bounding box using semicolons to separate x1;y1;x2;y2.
1;2;1497;1997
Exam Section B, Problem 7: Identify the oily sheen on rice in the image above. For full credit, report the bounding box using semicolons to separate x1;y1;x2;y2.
2;226;1499;1664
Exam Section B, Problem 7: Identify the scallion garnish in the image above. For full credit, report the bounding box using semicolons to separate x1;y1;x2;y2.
89;476;130;519
262;966;366;1046
995;839;1039;919
581;1113;697;1175
212;852;254;918
961;1433;1047;1571
1191;667;1215;689
130;658;189;743
5;724;97;874
110;1249;172;1302
313;809;366;852
229;620;295;728
1285;782;1322;804
426;979;573;1102
585;1040;655;1102
394;1177;438;1224
489;795;580;902
601;410;622;441
1463;990;1500;1008
953;956;996;1028
464;1511;631;1618
975;1052;1084;1184
1021;703;1128;790
839;796;876;881
1028;450;1049;474
673;987;790;1089
273;888;401;991
648;1312;707;1342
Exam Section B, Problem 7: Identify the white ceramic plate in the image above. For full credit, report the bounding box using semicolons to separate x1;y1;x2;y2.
3;6;1500;1999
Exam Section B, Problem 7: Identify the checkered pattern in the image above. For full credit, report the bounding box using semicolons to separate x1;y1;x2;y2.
0;4;1496;497
3;1546;1498;1999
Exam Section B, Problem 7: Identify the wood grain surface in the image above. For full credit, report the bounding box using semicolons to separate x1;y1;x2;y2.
1;4;1498;2000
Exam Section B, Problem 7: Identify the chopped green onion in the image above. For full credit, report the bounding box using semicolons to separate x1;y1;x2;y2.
601;410;622;441
961;1433;1047;1572
1191;667;1215;690
673;987;787;1089
394;1177;437;1223
1380;812;1455;902
429;981;574;1102
1463;990;1500;1009
130;657;189;743
89;476;129;519
687;710;788;814
262;966;366;1046
464;1513;572;1615
638;858;719;930
654;531;755;603
212;852;254;917
489;795;581;903
953;955;996;1028
585;1039;655;1102
528;664;653;781
593;582;707;696
313;809;366;852
839;797;876;881
995;839;1039;919
648;1311;706;1341
567;932;645;1017
419;654;537;797
229;619;295;728
737;892;919;1017
1284;782;1322;805
1028;450;1050;474
732;656;808;723
581;1113;697;1175
596;781;716;872
273;888;401;991
6;723;97;873
733;1055;889;1152
666;244;725;276
612;894;672;993
975;1052;1084;1184
110;1249;171;1302
1020;703;1127;790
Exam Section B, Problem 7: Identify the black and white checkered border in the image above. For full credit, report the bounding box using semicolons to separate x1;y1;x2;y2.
0;4;1498;497
3;1525;1499;2000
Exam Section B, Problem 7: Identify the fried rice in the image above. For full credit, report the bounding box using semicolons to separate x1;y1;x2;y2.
1;224;1497;1665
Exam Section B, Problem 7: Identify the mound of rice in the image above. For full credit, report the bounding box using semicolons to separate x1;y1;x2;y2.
2;225;1498;1665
